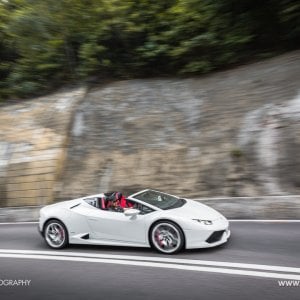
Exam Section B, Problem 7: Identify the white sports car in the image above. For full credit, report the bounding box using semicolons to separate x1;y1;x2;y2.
39;189;230;254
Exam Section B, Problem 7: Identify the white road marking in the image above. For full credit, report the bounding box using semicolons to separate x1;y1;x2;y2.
1;220;300;225
0;253;299;280
0;249;299;275
0;222;39;225
229;220;300;222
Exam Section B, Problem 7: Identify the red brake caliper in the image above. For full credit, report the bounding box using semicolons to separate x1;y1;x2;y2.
155;230;164;247
58;228;64;239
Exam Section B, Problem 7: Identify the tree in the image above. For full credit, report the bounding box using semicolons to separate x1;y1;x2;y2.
0;0;299;99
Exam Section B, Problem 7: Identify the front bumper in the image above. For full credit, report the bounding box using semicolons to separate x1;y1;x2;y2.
185;221;231;249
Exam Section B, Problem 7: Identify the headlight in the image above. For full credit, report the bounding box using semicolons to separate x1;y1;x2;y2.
192;219;213;225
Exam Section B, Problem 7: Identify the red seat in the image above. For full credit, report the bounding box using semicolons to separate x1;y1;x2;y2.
100;197;107;210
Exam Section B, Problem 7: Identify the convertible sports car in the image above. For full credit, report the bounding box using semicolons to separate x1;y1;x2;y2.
39;189;230;254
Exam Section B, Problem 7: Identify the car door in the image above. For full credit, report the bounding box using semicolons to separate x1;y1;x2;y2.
86;208;147;245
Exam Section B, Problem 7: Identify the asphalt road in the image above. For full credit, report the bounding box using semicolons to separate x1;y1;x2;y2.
0;221;299;300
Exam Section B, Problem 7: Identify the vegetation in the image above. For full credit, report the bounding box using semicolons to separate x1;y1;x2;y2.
0;0;299;99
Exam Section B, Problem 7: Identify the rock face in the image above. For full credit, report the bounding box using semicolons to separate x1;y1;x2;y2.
59;51;300;200
0;51;300;206
0;88;86;206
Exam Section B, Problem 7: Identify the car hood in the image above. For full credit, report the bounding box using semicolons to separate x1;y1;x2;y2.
167;199;224;220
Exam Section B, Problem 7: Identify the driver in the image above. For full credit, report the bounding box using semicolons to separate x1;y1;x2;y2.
105;192;134;212
118;192;134;209
105;192;125;212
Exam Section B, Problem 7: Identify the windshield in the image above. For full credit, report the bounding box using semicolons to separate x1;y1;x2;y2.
133;190;185;210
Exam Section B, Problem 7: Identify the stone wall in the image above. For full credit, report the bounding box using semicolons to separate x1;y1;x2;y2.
59;51;300;200
0;51;300;207
0;88;86;207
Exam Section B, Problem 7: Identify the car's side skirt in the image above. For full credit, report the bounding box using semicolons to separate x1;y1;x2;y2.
69;236;150;248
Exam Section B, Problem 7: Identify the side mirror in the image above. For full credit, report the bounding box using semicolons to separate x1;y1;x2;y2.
124;208;140;217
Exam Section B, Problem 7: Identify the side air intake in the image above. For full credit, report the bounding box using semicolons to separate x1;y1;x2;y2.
81;234;90;240
206;230;225;244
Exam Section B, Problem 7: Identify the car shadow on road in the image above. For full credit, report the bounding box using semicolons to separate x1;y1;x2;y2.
64;239;232;257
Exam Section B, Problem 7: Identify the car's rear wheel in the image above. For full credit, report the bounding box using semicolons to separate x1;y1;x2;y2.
44;220;68;249
150;221;184;254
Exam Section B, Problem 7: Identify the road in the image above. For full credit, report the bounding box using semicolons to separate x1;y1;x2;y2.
0;221;299;300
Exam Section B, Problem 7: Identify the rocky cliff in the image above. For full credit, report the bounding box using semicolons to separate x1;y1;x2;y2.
0;51;299;206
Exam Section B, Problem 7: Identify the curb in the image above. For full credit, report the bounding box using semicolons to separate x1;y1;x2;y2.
0;206;42;223
198;196;300;220
0;196;299;222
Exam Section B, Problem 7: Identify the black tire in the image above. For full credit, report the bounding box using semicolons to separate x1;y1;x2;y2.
44;220;68;249
150;221;185;254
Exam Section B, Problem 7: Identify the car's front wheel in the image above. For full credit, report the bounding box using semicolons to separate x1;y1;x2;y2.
150;221;184;254
44;220;68;249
